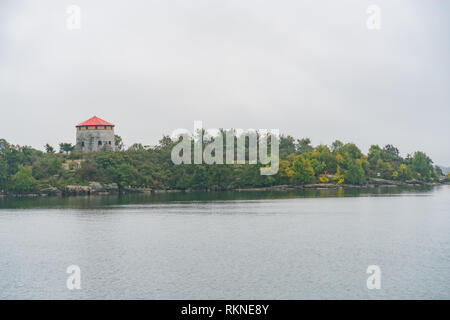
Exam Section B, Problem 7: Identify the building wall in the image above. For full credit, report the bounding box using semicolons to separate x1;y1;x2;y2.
75;128;116;152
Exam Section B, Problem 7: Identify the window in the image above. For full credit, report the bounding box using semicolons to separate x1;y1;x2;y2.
98;141;102;146
81;142;85;147
108;141;111;145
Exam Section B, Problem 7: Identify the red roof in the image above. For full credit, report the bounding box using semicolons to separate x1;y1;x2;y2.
76;116;114;127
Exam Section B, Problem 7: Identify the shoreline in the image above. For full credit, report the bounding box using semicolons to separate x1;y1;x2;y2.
1;180;447;198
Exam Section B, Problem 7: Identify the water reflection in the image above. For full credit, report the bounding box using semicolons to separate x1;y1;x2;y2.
0;185;435;209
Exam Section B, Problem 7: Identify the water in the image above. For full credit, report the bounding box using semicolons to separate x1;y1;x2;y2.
0;186;449;299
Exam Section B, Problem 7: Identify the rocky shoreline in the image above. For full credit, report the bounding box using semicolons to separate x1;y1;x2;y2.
0;179;447;198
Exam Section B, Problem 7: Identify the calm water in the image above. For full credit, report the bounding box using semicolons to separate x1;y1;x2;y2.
0;186;449;299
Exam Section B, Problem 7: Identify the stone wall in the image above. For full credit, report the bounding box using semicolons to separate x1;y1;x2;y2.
75;128;116;152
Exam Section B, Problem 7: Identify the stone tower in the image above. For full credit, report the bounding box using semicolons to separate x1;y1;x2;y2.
75;116;116;152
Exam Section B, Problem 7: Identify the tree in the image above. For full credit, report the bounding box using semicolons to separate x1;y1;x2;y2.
9;166;38;193
32;156;62;179
117;163;137;188
411;151;433;180
0;139;9;156
114;134;124;151
128;143;145;151
331;140;344;153
368;144;383;170
310;158;325;178
434;166;444;178
383;144;400;161
59;143;75;154
296;138;313;154
0;158;8;190
279;135;296;159
340;143;362;160
77;161;99;181
375;159;394;179
45;144;55;153
292;155;315;184
344;161;365;185
397;164;412;181
278;160;295;184
191;165;208;189
314;144;337;174
158;135;173;147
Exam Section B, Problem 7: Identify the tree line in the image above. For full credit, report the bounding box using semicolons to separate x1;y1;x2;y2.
0;134;447;193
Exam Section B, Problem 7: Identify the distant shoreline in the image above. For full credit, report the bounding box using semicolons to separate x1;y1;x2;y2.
1;180;447;198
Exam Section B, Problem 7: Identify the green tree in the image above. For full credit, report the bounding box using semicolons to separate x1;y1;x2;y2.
59;143;75;154
279;135;296;159
397;164;413;181
314;144;337;174
340;143;363;160
128;143;146;151
344;161;365;185
191;165;208;190
434;166;444;178
296;138;313;154
292;155;315;184
114;135;124;151
77;161;99;181
0;158;9;191
45;144;55;153
158;135;173;148
382;144;400;162
32;156;62;179
411;151;433;180
368;145;383;168
116;163;137;188
331;140;344;153
310;158;326;178
375;159;394;179
9;166;38;193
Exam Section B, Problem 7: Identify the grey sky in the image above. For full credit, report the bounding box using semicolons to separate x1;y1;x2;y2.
1;0;449;165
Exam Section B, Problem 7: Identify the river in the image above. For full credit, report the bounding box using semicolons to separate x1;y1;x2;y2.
0;185;449;299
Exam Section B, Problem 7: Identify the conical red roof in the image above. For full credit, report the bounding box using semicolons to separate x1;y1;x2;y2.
76;116;114;127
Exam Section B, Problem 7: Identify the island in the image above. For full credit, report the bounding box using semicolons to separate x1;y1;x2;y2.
1;132;448;198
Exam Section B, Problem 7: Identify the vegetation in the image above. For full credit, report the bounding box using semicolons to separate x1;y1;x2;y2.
0;134;446;194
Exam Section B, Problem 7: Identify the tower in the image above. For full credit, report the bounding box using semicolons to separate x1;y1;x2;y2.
75;116;116;152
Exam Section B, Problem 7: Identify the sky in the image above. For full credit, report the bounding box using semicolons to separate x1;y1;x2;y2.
0;0;449;165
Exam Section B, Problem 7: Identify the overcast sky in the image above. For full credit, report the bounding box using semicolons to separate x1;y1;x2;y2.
0;0;449;165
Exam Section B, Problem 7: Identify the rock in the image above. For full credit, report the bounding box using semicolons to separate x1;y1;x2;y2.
303;184;338;189
104;183;119;191
89;182;104;191
40;187;62;195
370;178;406;186
122;187;152;194
64;185;92;195
86;182;119;194
270;185;294;191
